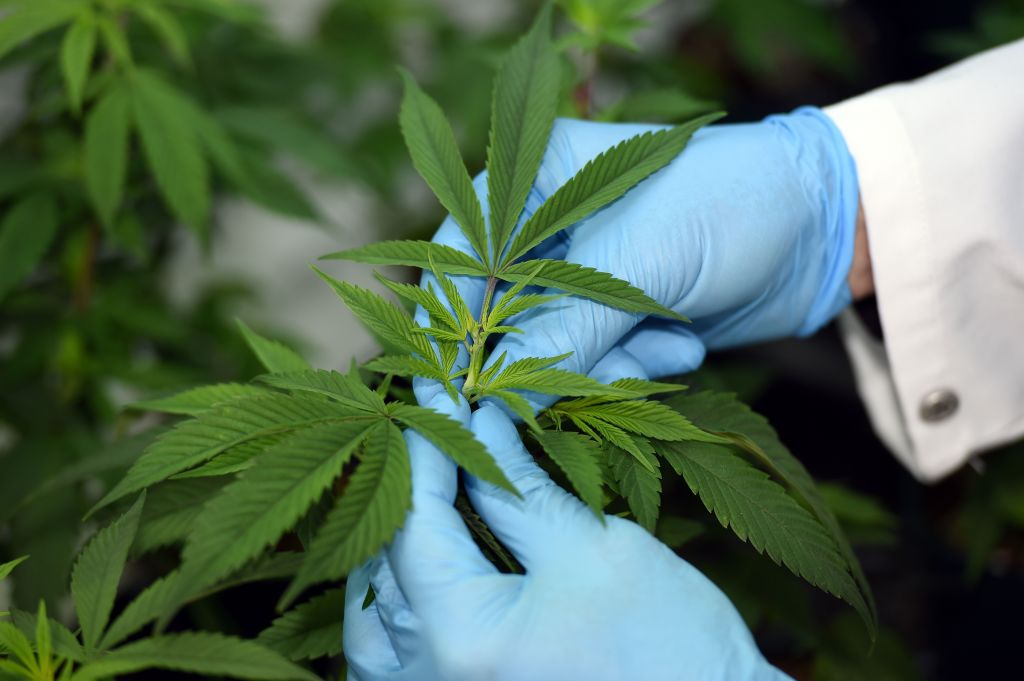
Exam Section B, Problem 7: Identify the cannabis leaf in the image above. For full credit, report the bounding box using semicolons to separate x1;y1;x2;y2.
0;192;59;302
257;588;345;661
71;493;146;650
535;430;605;518
502;113;724;265
398;68;489;264
134;478;229;555
322;240;488;276
61;10;97;115
238;319;311;374
130;383;270;416
71;632;320;681
282;421;411;606
487;4;561;263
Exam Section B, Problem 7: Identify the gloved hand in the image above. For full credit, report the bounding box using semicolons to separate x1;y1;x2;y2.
344;399;789;681
482;107;859;390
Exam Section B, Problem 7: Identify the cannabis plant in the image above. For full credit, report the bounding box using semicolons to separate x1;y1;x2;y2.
68;7;879;667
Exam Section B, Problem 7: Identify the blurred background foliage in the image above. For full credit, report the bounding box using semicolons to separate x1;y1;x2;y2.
0;0;1021;679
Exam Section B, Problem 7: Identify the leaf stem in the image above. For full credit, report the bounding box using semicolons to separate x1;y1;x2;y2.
462;275;498;397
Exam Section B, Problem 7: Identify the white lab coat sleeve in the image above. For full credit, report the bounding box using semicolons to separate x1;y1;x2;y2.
823;38;1024;482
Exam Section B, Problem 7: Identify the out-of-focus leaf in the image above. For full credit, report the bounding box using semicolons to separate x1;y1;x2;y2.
59;9;97;114
85;83;130;227
0;192;59;302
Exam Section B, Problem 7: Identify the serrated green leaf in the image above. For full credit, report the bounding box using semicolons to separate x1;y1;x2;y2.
608;443;661;531
133;3;190;65
490;292;565;327
9;608;83;663
499;259;685;320
662;391;877;638
129;69;209;233
256;369;386;414
282;421;411;606
0;1;79;61
177;420;376;600
488;366;636;399
426;257;475;334
554;399;726;443
391;403;516;494
505;114;723;264
323;240;487;276
0;556;28;582
534;430;605;519
581;417;657;473
35;602;51;675
71;632;320;681
84;84;130;227
487;5;560;263
60;10;96;114
398;68;488;264
376;275;460;335
489;389;542;433
131;383;270;416
364;355;445;381
313;267;435;360
0;622;36;672
606;378;687;398
169;433;286;480
71;493;146;650
134;478;229;555
0;193;58;303
237;319;310;374
655;438;864;622
100;553;304;650
89;395;363;516
257;588;344;661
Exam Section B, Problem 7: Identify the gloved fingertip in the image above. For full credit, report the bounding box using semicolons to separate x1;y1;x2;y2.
470;404;520;445
588;347;650;384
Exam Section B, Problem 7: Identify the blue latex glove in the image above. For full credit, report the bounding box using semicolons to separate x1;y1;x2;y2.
344;398;789;681
479;107;859;391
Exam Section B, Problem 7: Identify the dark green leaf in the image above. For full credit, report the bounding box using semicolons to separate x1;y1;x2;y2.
256;369;385;414
84;84;130;227
59;10;96;114
608;443;661;531
133;3;189;65
534;430;605;519
487;5;560;263
236;320;310;374
323;240;487;276
71;493;146;650
131;383;270;416
0;1;79;61
398;68;488;263
0;193;58;302
257;589;344;661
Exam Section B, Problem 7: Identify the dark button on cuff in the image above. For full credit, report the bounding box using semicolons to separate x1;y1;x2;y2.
919;389;959;423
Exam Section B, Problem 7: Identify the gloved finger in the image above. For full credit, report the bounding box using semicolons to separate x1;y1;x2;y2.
613;321;706;378
387;378;497;613
465;405;598;570
344;562;403;680
586;346;651;385
369;554;422;666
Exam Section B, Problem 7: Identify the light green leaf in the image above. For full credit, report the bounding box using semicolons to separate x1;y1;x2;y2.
605;378;686;398
256;369;385;414
656;438;864;625
554;399;726;443
662;391;877;638
134;478;229;555
130;383;270;416
177;420;377;596
0;1;79;61
398;68;488;264
282;421;411;607
236;320;310;374
0;193;58;302
499;259;684;320
608;443;661;531
376;275;461;335
580;417;657;473
323;240;487;277
391;403;516;494
34;602;51;674
0;556;28;582
534;431;605;518
96;15;131;65
9;608;84;662
489;389;542;433
133;3;190;65
488;366;635;399
71;493;146;650
257;588;344;661
487;5;560;263
129;69;209;233
89;394;363;516
489;292;564;327
71;632;320;681
313;267;434;360
0;622;36;672
60;10;96;114
84;83;130;227
504;113;723;264
364;355;445;381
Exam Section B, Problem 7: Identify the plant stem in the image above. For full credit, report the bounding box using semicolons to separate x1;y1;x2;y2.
462;275;498;397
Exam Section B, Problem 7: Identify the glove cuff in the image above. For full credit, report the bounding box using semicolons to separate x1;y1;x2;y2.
786;106;860;337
